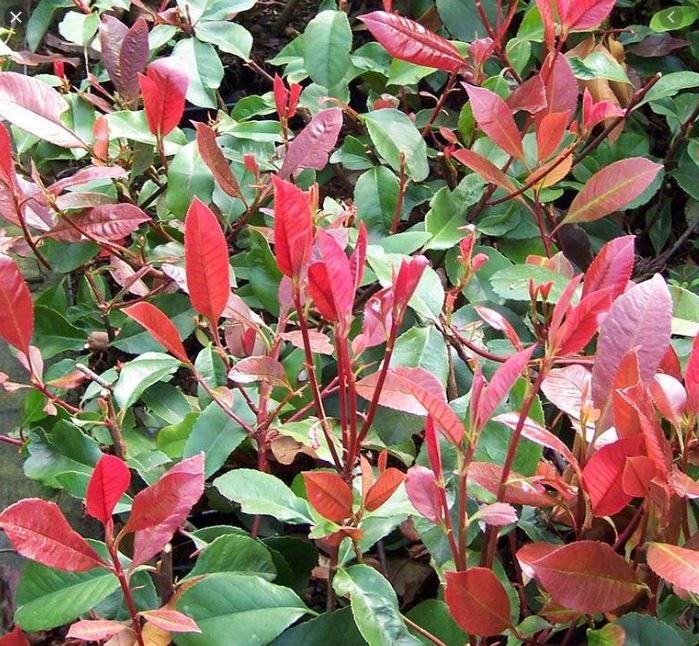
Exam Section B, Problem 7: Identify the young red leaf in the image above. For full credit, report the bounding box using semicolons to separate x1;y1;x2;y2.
123;302;189;363
140;609;201;634
445;568;511;636
451;148;520;197
465;84;524;161
184;197;230;324
621;455;657;498
364;468;405;512
646;543;699;595
582;436;645;516
424;416;443;476
562;158;662;226
356;367;445;416
468;462;553;507
506;74;547;115
0;254;34;355
0;626;31;646
358;11;469;74
279;108;343;179
477;345;536;430
475;307;522;350
392;255;429;314
554;289;612;356
582;88;625;132
124;455;204;568
541;365;593;423
560;0;616;31
100;15;148;104
535;0;556;49
0;72;85;148
273;73;287;118
48;203;150;243
86;454;131;525
139;59;189;137
303;471;354;522
475;502;518;526
685;333;699;414
405;465;441;524
525;541;643;613
0;498;104;572
537;53;578;125
194;122;242;198
228;356;290;389
536;111;568;161
650;373;686;425
582;235;635;300
592;275;672;426
272;176;313;280
67;619;127;642
516;541;560;579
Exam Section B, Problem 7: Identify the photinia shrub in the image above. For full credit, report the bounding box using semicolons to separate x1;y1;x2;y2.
0;0;698;644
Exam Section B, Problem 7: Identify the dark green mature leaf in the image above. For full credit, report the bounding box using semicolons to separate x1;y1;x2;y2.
166;141;215;217
406;600;468;646
303;11;352;88
112;352;180;411
271;607;367;646
334;565;422;646
354;166;400;238
33;305;86;359
195;21;253;60
175;573;310;646
188;534;277;580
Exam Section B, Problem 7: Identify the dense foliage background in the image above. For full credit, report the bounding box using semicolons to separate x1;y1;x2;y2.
0;0;698;644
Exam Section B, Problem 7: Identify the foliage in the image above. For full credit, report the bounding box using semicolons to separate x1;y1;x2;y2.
0;0;698;644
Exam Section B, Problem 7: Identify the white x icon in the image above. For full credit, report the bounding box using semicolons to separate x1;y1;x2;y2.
9;11;22;24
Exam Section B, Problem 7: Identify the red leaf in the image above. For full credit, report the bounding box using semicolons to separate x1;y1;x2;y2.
0;72;85;148
280;329;334;355
0;499;104;572
555;289;612;356
123;302;189;363
465;84;524;161
365;468;405;512
303;471;354;522
445;568;511;636
86;454;131;525
272;176;313;280
405;465;441;524
468;462;553;507
650;373;686;425
125;454;205;568
536;53;578;125
592;275;672;426
279;108;343;178
582;436;645;516
516;541;559;579
139;59;188;137
451;148;520;198
356;367;445;416
685;333;699;396
67;619;126;641
477;345;536;430
140;609;201;634
475;306;522;350
536;111;568;161
273;73;287;118
100;16;148;103
0;627;30;646
507;74;547;115
525;541;643;613
563;158;662;226
541;365;593;422
476;502;518;526
582;235;635;300
582;88;625;131
559;0;616;31
184;197;230;323
646;543;699;595
535;0;556;49
228;356;290;389
0;254;33;355
48;203;150;243
358;11;469;73
308;231;354;327
392;255;429;313
622;455;657;497
195;123;241;198
424;416;442;475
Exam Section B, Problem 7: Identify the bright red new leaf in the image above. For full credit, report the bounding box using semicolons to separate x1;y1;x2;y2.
465;84;524;161
621;455;657;498
86;454;131;525
273;176;313;281
0;498;104;572
303;471;354;522
451;148;520;197
364;468;405;512
536;111;568;161
0;626;30;646
582;235;635;300
123;301;189;363
139;59;189;137
195;122;242;198
559;0;617;31
646;542;699;595
184;197;231;324
445;568;511;636
524;541;643;613
358;11;469;74
405;465;441;524
0;254;34;355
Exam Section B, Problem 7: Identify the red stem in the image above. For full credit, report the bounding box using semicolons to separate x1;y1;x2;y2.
108;544;146;646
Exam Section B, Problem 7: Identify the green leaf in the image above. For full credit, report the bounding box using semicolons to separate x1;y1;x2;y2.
166;141;215;217
188;534;277;580
33;305;87;359
330;135;374;171
364;109;429;182
612;613;683;646
105;110;186;153
303;10;352;88
489;264;571;302
354;166;400;238
113;352;180;411
334;565;421;646
27;0;73;51
637;72;699;108
569;52;630;84
175;573;310;646
425;174;486;250
650;6;698;32
271;607;367;646
15;562;119;631
436;0;497;41
392;327;449;387
156;412;197;459
172;38;224;108
406;600;468;646
183;400;251;477
670;284;699;336
214;469;314;524
195;21;253;60
58;10;98;46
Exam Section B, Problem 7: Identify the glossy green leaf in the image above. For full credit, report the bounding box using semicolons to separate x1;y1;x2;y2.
113;352;180;411
303;11;352;87
188;534;277;580
195;21;253;60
